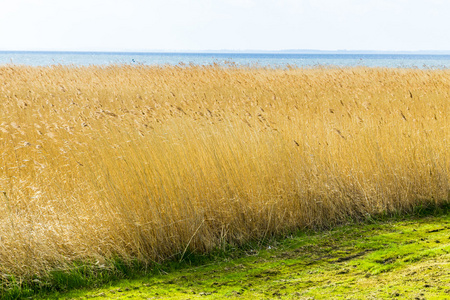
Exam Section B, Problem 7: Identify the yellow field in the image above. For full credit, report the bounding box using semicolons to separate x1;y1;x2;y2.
0;65;449;279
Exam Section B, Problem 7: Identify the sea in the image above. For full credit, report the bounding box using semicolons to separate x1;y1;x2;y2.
1;51;450;69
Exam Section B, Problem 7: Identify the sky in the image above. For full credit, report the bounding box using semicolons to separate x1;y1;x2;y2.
0;0;449;52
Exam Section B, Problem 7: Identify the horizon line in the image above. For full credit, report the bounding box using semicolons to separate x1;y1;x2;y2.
2;49;450;55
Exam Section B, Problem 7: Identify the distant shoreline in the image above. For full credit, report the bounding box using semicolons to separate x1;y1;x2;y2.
3;51;450;68
2;50;450;55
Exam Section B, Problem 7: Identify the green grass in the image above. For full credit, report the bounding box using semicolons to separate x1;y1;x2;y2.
23;205;450;299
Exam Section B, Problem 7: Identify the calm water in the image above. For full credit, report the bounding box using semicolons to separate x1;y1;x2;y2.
1;51;450;69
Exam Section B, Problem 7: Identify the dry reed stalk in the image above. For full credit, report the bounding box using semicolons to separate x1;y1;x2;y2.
0;65;448;281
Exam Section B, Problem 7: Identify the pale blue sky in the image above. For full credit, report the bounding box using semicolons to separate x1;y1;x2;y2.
0;0;449;52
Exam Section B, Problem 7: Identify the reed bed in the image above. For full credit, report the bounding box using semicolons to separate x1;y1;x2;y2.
0;65;449;282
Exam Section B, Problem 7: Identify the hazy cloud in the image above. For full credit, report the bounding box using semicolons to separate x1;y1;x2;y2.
0;0;449;51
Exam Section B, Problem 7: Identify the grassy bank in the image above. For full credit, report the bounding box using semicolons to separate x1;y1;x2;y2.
40;206;450;299
0;65;449;295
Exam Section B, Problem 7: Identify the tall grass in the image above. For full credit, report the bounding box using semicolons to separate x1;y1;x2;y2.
0;65;448;283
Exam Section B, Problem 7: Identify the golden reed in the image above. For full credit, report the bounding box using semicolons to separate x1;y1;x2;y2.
0;65;448;279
